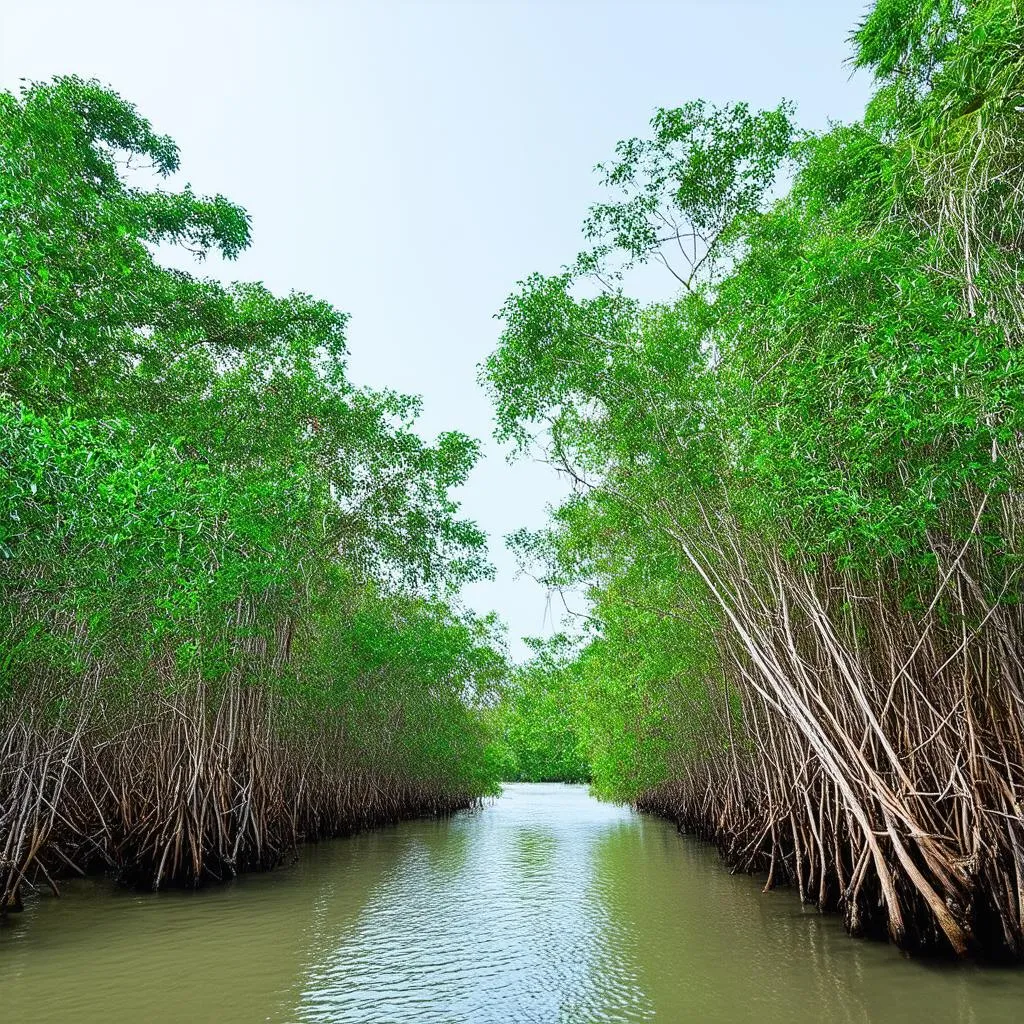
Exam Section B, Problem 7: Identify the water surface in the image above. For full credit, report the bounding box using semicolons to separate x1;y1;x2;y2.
3;783;1024;1022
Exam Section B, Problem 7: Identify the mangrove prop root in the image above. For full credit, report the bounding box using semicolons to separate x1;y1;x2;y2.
0;676;474;908
636;514;1024;961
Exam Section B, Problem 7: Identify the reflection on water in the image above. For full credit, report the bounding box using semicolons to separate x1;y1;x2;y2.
3;783;1024;1023
298;785;641;1024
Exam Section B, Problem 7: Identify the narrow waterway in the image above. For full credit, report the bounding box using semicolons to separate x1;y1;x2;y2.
3;783;1024;1023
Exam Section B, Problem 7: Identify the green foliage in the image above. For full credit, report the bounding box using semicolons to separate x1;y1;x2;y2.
491;638;589;784
582;99;796;284
485;0;1024;801
0;77;504;799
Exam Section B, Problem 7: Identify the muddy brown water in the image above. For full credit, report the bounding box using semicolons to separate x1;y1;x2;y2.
3;783;1024;1023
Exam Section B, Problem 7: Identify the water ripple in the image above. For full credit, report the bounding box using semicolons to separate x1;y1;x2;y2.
7;782;1024;1023
297;783;650;1024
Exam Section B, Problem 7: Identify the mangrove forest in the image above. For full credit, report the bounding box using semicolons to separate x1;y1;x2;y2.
5;0;1024;1012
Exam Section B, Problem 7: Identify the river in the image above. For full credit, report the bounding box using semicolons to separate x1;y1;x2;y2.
3;783;1024;1022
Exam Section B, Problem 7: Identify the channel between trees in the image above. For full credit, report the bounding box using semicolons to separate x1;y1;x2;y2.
6;0;1024;967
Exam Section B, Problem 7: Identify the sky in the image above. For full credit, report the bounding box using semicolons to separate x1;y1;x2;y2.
1;0;873;659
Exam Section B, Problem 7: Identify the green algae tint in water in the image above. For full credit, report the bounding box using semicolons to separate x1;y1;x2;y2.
3;783;1024;1023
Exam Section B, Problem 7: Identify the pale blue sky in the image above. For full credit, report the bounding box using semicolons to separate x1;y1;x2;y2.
1;0;872;658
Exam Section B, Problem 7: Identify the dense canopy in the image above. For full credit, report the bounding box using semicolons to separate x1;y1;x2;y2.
0;77;505;906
